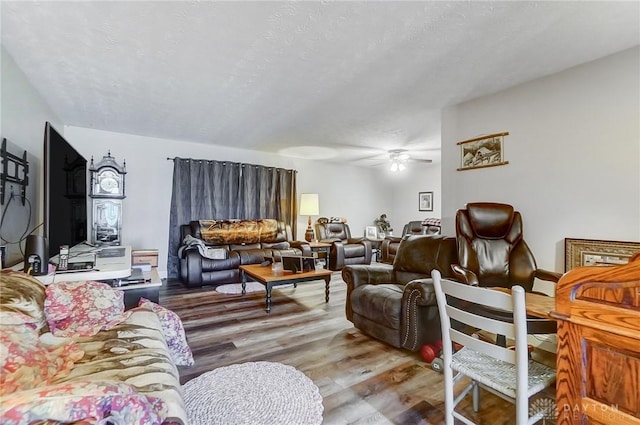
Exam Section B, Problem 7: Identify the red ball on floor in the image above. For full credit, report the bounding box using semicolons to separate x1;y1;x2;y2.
420;344;438;363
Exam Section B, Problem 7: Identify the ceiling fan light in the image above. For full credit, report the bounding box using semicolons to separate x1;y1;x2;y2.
390;161;399;172
398;162;406;171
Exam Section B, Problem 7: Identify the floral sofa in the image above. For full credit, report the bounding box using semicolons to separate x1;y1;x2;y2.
0;270;191;425
178;218;311;287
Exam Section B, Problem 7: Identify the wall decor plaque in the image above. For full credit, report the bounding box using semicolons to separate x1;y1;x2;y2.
457;132;509;171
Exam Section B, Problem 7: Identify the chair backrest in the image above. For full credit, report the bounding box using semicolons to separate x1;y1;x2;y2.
392;235;457;283
456;202;537;291
433;269;557;424
431;270;531;414
432;269;528;367
316;222;351;241
403;221;427;235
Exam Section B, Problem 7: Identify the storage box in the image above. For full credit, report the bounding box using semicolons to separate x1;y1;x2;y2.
281;255;316;273
132;249;158;267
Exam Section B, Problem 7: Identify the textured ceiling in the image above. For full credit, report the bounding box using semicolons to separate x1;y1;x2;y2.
2;1;639;166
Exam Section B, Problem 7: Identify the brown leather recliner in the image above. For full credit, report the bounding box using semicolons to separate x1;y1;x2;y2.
342;235;458;351
454;202;561;341
403;221;427;235
315;222;372;270
379;221;442;264
454;202;561;291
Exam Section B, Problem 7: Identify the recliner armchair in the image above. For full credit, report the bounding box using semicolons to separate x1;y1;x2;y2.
403;221;427;235
315;222;372;270
342;235;458;351
453;202;561;290
379;220;442;264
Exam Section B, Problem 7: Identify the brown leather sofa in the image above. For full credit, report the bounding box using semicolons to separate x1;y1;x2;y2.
342;235;458;351
315;222;372;270
178;219;311;287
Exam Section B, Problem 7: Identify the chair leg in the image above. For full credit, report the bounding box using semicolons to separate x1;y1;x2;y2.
472;380;480;412
443;365;455;425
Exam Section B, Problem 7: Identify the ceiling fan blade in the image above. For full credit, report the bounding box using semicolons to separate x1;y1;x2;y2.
354;152;388;162
409;158;433;163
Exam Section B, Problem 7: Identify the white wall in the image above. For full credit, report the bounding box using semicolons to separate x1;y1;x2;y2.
442;47;640;272
387;162;442;235
0;47;63;266
63;126;389;276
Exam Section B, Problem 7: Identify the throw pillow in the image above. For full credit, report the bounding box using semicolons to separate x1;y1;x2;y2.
137;298;194;366
0;312;84;395
0;270;48;333
44;280;131;337
0;380;167;425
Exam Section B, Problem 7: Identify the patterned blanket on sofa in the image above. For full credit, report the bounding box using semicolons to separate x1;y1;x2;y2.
199;219;279;244
0;270;188;425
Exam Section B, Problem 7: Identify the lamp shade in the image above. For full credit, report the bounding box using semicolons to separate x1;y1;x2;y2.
299;193;319;216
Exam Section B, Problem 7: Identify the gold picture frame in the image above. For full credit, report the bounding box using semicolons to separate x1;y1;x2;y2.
564;238;640;272
457;132;509;171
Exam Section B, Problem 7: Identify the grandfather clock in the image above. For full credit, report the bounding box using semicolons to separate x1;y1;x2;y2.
89;152;126;246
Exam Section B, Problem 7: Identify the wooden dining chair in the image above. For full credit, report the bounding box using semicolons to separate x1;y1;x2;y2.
431;269;557;425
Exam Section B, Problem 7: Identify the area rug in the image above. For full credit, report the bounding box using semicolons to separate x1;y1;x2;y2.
215;282;294;294
183;361;324;425
215;282;265;294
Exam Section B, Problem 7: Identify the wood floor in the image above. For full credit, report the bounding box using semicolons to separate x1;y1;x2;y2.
162;273;548;425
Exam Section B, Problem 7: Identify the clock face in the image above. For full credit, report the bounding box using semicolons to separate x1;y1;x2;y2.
100;177;118;192
95;169;121;195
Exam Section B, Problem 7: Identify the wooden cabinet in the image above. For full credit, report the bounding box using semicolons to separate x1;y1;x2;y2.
553;254;640;424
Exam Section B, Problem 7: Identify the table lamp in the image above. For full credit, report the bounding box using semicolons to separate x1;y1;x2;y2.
299;193;319;242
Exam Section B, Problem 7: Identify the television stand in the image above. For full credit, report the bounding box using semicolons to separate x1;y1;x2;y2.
104;269;161;310
10;245;162;309
33;245;131;285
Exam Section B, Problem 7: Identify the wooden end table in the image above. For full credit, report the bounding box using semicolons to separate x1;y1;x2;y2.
239;264;333;312
365;238;384;262
307;241;332;270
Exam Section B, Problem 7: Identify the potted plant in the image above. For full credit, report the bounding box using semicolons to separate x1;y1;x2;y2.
374;214;393;237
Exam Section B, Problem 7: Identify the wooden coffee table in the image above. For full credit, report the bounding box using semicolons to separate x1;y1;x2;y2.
239;264;333;312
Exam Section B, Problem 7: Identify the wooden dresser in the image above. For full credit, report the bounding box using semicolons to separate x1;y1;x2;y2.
553;253;640;424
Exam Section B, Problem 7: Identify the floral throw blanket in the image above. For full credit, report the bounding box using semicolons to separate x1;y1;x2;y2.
0;270;189;425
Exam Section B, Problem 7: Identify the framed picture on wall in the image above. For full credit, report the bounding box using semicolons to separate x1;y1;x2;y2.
564;238;640;271
457;132;509;171
419;192;433;212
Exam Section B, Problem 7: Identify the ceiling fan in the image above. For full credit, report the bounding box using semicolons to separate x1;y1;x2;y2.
388;149;432;172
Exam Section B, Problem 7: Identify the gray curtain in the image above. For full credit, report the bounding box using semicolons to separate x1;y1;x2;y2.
239;164;296;224
167;158;296;278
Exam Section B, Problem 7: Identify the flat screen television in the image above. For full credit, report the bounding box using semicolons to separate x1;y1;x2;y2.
43;122;87;258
